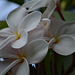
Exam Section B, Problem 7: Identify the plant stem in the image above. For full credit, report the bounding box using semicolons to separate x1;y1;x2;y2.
56;5;65;21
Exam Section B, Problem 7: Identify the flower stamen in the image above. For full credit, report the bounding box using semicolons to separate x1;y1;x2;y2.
15;32;21;40
53;36;59;44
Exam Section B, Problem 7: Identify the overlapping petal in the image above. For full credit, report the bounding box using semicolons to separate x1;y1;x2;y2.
42;0;56;18
12;29;28;49
21;39;49;64
0;28;13;37
52;35;75;55
0;37;6;44
23;0;48;11
28;26;44;42
42;18;51;37
18;11;42;32
0;44;19;58
12;58;29;75
0;35;17;50
57;21;75;35
50;18;75;36
0;59;20;75
6;6;28;33
50;18;65;36
22;0;38;8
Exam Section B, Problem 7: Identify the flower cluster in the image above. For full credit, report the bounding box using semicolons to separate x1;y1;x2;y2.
0;0;75;75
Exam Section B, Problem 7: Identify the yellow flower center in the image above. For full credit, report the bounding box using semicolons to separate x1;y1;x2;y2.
53;36;59;44
18;52;27;63
43;22;47;26
15;32;21;40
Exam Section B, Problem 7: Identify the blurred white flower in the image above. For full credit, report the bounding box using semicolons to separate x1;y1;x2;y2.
0;39;48;75
0;0;19;21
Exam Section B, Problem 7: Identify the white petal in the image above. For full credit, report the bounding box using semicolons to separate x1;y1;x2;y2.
0;28;13;37
12;29;28;49
0;59;20;75
53;35;75;55
12;58;29;75
54;0;57;3
0;37;6;44
50;18;65;36
6;6;28;33
28;0;49;12
42;0;56;18
21;39;49;64
43;37;51;41
0;44;19;58
0;35;16;50
49;38;55;47
42;18;51;37
28;26;44;42
22;0;38;8
18;11;42;32
57;21;75;35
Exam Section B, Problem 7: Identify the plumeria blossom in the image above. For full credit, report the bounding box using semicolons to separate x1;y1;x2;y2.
0;6;42;49
23;0;56;37
48;18;75;55
23;0;56;39
0;39;48;75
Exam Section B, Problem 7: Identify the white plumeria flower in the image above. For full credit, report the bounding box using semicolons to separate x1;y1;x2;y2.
23;0;56;40
0;39;48;75
0;6;42;49
48;18;75;55
23;0;56;37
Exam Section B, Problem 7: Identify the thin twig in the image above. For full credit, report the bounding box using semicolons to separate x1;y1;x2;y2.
56;5;65;21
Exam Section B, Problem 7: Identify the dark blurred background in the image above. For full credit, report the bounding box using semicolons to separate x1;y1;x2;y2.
60;0;75;11
8;0;75;11
0;0;75;21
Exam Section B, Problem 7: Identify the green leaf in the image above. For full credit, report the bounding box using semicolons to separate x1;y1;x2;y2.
46;49;75;75
54;11;75;21
8;0;24;5
45;49;54;75
57;55;73;74
0;21;8;30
